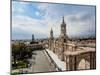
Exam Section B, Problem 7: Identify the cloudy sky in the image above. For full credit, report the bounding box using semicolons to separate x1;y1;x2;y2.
12;1;96;40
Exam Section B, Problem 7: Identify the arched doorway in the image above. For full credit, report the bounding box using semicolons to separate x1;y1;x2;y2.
77;58;90;70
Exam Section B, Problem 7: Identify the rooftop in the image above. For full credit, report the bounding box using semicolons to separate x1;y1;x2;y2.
64;47;96;56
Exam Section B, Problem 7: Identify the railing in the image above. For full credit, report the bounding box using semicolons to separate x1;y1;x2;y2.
44;49;62;71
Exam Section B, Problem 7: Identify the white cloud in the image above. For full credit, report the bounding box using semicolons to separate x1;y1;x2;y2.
64;12;95;38
35;11;40;16
12;15;49;37
12;2;95;39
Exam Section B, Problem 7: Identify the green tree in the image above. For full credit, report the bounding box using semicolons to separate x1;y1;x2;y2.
12;42;33;69
12;44;20;66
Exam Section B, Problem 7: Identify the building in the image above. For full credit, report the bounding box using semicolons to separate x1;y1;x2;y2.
48;17;96;70
32;34;34;41
30;34;38;44
49;16;68;61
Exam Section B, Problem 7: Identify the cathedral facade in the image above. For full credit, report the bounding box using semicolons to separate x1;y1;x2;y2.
49;17;68;61
48;17;96;70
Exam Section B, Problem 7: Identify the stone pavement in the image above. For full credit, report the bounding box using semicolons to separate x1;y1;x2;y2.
31;50;56;73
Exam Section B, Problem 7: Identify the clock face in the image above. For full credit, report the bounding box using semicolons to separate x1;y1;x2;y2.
62;27;64;30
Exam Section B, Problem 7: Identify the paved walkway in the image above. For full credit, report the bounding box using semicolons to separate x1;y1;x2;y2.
45;49;66;71
31;50;56;73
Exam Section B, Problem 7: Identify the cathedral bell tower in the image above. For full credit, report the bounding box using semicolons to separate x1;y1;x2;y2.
49;28;54;50
60;16;68;42
59;16;68;61
50;28;54;40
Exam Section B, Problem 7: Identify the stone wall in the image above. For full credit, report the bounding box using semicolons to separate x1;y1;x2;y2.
65;51;96;70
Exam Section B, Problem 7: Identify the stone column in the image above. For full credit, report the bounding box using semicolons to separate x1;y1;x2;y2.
61;46;65;61
66;56;70;70
90;52;96;69
68;55;77;71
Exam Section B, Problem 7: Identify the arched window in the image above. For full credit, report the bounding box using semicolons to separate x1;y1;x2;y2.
64;39;66;42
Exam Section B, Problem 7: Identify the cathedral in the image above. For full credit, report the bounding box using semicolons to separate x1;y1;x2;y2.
49;16;68;61
48;17;96;70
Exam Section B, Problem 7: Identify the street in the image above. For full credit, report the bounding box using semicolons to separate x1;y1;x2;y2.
30;50;56;73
